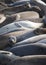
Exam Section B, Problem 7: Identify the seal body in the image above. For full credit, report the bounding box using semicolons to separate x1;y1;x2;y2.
8;55;46;65
9;43;46;56
0;51;19;65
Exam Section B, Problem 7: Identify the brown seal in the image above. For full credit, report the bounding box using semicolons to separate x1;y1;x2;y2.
15;11;39;20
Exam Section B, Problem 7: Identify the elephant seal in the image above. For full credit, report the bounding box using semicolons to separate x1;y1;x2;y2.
11;34;46;46
9;43;46;56
8;55;46;65
0;29;29;49
32;0;46;16
0;19;43;49
0;20;43;35
0;51;19;65
0;0;43;17
9;29;36;43
15;11;39;20
0;1;30;14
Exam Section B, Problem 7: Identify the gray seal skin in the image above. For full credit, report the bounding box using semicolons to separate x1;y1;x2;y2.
30;0;46;23
0;17;44;50
0;11;42;27
9;43;46;56
0;1;30;14
31;0;46;14
0;51;19;65
9;29;36;43
4;28;43;51
8;55;46;65
0;18;43;49
4;29;36;51
12;27;46;40
0;29;30;49
11;34;46;46
32;0;46;26
9;21;46;44
0;7;42;27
